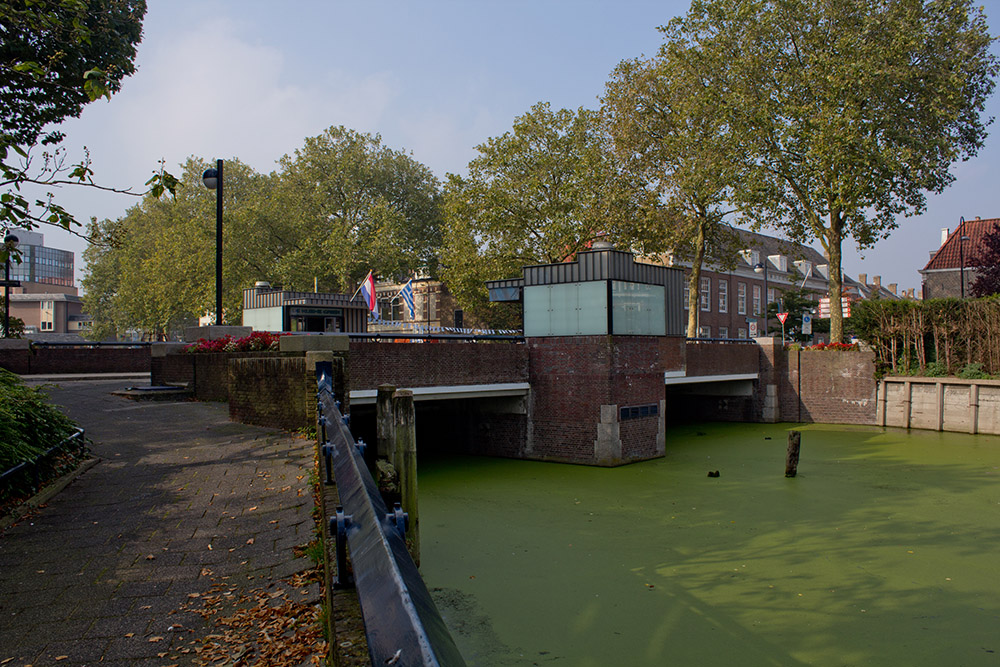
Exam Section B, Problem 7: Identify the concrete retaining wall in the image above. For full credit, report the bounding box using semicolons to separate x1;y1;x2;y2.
878;377;1000;434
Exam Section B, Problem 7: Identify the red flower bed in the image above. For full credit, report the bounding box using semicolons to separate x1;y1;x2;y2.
804;341;858;351
185;331;284;353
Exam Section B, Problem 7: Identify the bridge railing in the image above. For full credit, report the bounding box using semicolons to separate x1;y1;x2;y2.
316;362;466;667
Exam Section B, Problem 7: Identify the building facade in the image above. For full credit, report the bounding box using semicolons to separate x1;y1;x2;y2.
920;216;998;299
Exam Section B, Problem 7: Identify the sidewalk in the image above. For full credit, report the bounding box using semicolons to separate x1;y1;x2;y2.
0;378;321;666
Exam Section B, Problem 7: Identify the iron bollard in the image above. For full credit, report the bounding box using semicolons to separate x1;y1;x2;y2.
356;438;367;459
386;502;408;540
331;506;353;589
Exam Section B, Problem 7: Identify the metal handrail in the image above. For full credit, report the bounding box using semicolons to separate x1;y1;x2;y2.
0;427;86;495
316;363;465;666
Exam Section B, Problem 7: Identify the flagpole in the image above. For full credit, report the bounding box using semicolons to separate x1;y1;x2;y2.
351;271;372;300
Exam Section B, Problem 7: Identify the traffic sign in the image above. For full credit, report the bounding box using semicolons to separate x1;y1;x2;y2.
802;314;812;335
777;312;789;324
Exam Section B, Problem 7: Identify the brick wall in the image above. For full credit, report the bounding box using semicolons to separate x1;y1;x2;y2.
685;341;758;376
793;350;876;424
348;341;528;390
229;357;309;430
0;346;150;375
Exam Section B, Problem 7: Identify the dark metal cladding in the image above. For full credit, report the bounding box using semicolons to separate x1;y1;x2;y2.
315;364;466;667
522;248;679;287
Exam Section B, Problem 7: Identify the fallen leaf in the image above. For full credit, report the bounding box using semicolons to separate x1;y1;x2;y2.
248;506;258;512
124;632;135;638
246;538;254;545
55;657;68;662
188;593;201;599
148;636;164;642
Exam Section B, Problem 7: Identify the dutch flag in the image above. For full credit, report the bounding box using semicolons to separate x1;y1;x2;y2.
360;271;378;319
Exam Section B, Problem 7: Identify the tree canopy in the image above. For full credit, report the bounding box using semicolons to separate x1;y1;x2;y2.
970;222;1000;298
667;0;997;341
604;37;740;338
82;129;444;338
440;102;658;326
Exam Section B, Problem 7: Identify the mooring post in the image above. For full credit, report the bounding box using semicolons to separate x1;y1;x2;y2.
376;384;396;460
393;389;419;566
785;430;801;477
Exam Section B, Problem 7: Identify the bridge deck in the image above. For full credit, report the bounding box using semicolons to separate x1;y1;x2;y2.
350;382;531;405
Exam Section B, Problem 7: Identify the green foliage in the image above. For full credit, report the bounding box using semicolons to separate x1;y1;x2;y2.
1;315;25;338
852;297;1000;376
0;370;79;472
0;0;178;244
765;289;818;342
958;363;990;380
970;221;1000;297
440;102;656;328
604;23;743;337
84;132;444;338
273;126;442;294
667;0;997;342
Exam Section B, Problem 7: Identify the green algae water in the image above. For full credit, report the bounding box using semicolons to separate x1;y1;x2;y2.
419;422;1000;666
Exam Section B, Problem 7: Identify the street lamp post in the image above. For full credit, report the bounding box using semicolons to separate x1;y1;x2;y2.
958;216;971;299
3;232;21;338
754;257;769;335
202;159;223;325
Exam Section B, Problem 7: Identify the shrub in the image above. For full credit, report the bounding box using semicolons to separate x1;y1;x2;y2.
923;361;948;377
958;362;990;380
185;331;284;354
0;370;79;472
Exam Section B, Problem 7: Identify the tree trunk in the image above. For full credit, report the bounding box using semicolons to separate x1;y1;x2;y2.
686;220;708;338
826;215;844;343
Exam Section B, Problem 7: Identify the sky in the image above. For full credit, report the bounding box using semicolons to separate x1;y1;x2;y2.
30;0;1000;295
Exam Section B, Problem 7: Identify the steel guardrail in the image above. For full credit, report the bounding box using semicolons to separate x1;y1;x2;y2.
316;362;465;666
0;427;86;495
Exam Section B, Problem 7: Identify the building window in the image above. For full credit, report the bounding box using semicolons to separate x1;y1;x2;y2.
700;277;711;311
40;320;53;331
698;325;711;338
719;326;729;339
738;327;748;339
737;282;747;315
718;280;728;314
682;282;690;310
752;284;762;315
767;287;776;306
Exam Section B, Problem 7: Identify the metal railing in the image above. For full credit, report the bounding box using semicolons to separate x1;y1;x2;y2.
0;427;86;497
316;362;465;666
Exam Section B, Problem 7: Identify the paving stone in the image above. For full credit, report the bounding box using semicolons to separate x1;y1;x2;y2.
0;378;317;665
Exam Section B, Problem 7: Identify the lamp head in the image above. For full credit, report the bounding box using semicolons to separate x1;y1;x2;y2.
3;233;18;250
202;168;219;190
754;262;764;274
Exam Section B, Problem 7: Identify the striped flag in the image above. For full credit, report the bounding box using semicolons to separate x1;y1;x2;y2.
399;280;415;319
359;271;378;319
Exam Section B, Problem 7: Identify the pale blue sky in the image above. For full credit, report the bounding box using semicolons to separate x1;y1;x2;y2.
41;0;1000;294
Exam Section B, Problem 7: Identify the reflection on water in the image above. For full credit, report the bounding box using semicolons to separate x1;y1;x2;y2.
420;422;1000;666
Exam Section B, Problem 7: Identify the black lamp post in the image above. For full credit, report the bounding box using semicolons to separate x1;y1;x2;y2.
958;216;971;299
754;257;769;334
202;159;223;325
3;232;20;338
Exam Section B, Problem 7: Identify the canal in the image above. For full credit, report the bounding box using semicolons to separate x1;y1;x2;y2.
420;422;1000;666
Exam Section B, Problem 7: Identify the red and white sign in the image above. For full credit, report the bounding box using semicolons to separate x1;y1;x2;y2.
818;297;852;319
777;312;789;324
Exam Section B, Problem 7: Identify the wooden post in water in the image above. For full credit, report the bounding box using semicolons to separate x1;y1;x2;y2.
394;390;419;565
376;384;396;460
785;430;801;478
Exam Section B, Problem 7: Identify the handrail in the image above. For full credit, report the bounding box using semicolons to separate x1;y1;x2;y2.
29;341;152;348
316;363;465;666
0;427;86;494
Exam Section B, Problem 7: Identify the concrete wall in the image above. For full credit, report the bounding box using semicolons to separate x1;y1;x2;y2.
878;377;1000;435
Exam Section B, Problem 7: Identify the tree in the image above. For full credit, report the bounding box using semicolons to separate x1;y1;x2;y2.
83;158;271;338
1;0;175;252
670;0;997;342
441;102;657;326
765;288;818;342
970;222;1000;297
273;126;442;294
604;39;741;338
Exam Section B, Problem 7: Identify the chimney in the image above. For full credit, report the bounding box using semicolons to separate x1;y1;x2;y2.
858;273;867;285
976;216;981;220
873;275;881;288
888;283;897;295
941;228;950;247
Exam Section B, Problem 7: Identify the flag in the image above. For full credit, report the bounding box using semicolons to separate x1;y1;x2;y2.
399;280;415;319
359;271;378;319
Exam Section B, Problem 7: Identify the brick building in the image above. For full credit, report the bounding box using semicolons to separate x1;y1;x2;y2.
658;228;906;339
920;216;998;299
